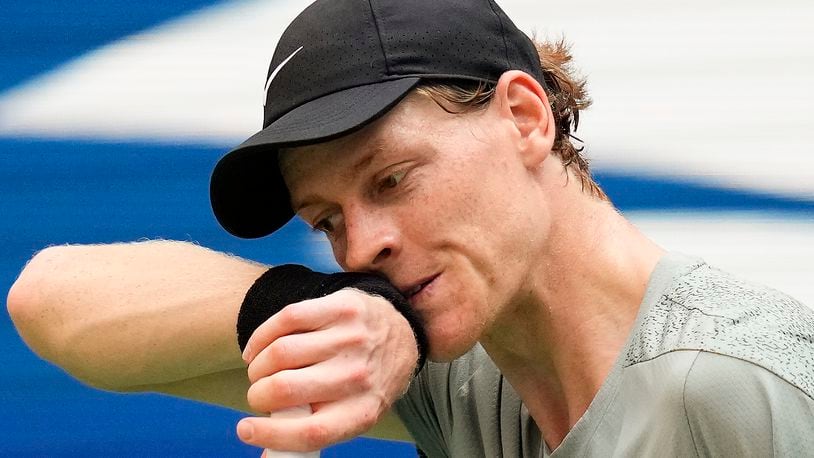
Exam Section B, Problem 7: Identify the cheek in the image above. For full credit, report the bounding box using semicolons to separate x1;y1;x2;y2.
423;158;537;265
395;151;546;352
431;166;544;312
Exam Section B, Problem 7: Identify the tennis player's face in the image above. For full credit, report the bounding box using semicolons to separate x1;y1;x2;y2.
280;92;551;361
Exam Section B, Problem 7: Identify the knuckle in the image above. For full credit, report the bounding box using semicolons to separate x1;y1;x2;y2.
302;422;331;448
339;301;363;321
268;339;289;367
246;361;262;384
269;375;294;403
344;331;367;348
247;374;296;412
347;364;373;390
246;381;267;412
277;303;300;326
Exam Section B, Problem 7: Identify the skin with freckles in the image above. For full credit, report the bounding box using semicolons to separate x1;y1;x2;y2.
277;70;665;449
280;72;556;362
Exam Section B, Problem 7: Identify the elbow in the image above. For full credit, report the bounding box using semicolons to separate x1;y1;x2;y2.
7;246;118;390
7;246;64;362
6;245;103;387
6;274;34;347
7;262;32;329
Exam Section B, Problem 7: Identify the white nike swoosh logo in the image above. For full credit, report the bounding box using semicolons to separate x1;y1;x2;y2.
264;46;304;107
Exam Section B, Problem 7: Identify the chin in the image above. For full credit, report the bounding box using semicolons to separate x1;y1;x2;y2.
424;321;481;363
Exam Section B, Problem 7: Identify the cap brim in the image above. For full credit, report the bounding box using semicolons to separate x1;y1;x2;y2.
211;77;421;239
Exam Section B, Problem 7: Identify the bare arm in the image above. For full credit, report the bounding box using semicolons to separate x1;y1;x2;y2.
5;240;412;441
6;241;263;397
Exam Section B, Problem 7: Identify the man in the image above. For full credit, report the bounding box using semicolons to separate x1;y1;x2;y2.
8;0;814;456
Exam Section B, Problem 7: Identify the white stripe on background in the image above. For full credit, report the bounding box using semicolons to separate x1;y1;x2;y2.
628;211;814;308
0;0;311;144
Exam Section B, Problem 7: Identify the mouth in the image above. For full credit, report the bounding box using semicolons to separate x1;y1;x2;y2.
404;275;439;301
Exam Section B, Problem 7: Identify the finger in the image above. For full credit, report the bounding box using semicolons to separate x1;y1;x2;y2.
243;292;359;363
237;395;381;451
246;358;374;413
238;415;325;453
247;328;350;384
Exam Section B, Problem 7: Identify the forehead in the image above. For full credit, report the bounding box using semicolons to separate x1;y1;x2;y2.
278;127;383;182
278;92;438;186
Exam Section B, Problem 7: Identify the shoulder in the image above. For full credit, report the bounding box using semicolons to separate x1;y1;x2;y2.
683;351;814;456
627;256;814;397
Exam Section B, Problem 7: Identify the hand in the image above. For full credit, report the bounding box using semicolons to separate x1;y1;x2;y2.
237;288;419;452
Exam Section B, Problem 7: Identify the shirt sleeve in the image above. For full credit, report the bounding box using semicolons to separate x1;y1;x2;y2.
683;351;814;457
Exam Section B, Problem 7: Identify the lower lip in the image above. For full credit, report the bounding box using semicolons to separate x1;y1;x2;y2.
409;275;438;307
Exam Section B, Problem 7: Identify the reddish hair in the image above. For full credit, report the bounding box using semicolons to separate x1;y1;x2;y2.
415;38;606;200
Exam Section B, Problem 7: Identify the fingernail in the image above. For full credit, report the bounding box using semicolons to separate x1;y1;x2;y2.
242;344;252;362
237;419;254;440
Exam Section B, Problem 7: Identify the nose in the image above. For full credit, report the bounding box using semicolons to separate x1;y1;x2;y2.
339;204;400;272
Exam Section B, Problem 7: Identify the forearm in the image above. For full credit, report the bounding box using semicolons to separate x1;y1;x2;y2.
7;240;266;390
128;367;253;412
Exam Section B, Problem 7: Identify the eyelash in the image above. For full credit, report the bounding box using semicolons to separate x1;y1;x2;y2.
378;169;407;194
311;219;333;235
310;169;409;235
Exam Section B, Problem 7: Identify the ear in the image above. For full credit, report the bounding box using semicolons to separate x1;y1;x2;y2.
492;70;556;169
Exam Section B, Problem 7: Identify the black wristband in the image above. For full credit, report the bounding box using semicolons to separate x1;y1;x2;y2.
237;264;428;374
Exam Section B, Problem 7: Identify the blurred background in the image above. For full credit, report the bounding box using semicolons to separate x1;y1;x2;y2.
1;0;812;456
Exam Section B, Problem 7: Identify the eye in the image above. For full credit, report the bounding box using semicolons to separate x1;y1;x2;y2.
311;213;338;236
379;169;407;192
312;219;333;234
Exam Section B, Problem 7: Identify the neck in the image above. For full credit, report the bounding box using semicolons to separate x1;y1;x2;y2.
480;172;664;450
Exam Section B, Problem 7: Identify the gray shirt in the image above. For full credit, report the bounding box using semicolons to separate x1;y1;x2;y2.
394;252;814;457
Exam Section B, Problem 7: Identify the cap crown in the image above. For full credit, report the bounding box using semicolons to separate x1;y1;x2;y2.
262;0;544;128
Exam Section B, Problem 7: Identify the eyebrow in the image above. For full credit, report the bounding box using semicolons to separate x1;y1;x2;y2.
291;141;387;213
291;194;318;213
350;140;387;175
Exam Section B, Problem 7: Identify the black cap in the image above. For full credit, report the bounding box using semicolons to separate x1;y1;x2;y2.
210;0;545;239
